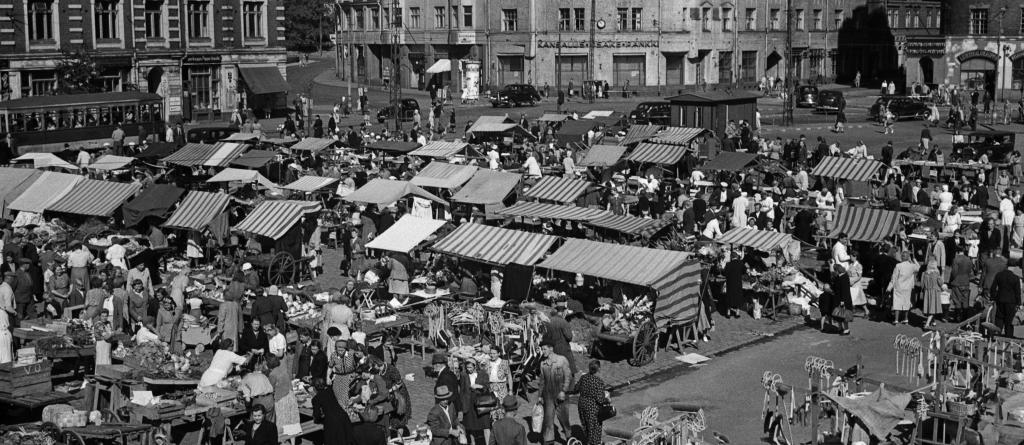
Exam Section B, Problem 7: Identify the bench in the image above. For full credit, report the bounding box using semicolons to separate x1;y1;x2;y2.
277;420;324;445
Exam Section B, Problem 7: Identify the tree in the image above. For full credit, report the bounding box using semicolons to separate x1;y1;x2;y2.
283;0;335;53
55;47;104;95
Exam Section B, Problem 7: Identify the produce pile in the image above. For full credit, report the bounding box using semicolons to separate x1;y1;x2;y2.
598;295;653;336
0;423;61;445
750;265;797;293
119;342;204;380
34;319;96;355
449;345;489;365
286;300;320;321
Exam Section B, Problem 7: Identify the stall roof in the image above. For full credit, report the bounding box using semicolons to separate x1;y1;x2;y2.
701;152;760;172
579;145;628;167
715;227;795;252
537;113;570;122
344;178;446;205
587;214;673;237
425;59;451;74
432;223;558;266
8;172;83;213
450;169;522;205
411;162;478;189
524;177;592;203
626;143;690;165
409;141;475;159
282;176;340;193
134;142;178;161
811;157;884;183
0;168;42;217
122;184;185;226
365;215;447;253
829;206;901;242
47;179;141;216
163;191;232;232
13;153;80;171
648;127;707;145
619;125;664;146
538;238;700;327
557;119;601;138
665;90;762;103
237;66;290;95
365;140;421;153
206;168;279;190
233;200;321;240
161;143;216;167
204;142;248;167
221;132;261;142
229;150;277;169
582;110;616;119
89;155;135;171
289;137;336;152
497;201;607;221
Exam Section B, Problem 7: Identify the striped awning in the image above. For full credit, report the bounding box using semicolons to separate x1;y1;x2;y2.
344;179;446;205
702;152;760;172
450;169;522;205
619;124;663;146
234;200;322;240
221;132;261;142
578;145;627;167
163;191;232;232
587;214;673;237
523;177;591;203
497;201;608;221
432;223;558;266
204;142;248;167
161;143;216;167
89;155;135;171
366;215;447;253
411;162;478;189
8;171;83;213
715;227;794;252
811;157;884;182
46;179;141;216
627;143;689;165
409;141;471;158
282;176;340;192
828;206;901;242
289;138;336;152
537;113;570;122
648;127;707;145
538;239;700;328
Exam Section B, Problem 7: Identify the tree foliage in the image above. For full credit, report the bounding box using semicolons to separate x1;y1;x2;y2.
54;47;105;95
284;0;335;53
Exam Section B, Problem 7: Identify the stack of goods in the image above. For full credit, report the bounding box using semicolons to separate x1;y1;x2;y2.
0;354;53;398
0;423;62;445
449;345;489;365
87;235;145;256
597;296;653;337
120;342;204;380
750;265;797;293
32;319;96;357
181;314;217;346
286;300;321;322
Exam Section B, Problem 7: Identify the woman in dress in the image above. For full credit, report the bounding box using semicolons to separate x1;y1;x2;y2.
922;260;944;327
379;359;411;432
48;262;71;309
94;309;114;366
484;346;512;422
0;292;11;364
155;296;183;353
459;359;492;445
267;355;302;436
887;251;920;324
127;279;151;327
575;360;609;445
848;253;868;319
217;283;243;350
349;229;366;279
943;206;964;234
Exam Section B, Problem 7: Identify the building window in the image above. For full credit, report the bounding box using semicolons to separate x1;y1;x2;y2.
144;1;162;39
1013;57;1024;91
501;9;517;31
558;8;569;31
1020;8;1024;34
745;8;756;30
392;7;401;27
187;66;219;110
722;7;732;31
834;9;844;29
187;1;210;39
702;7;711;31
631;8;641;30
740;51;757;81
370;7;379;29
795;9;804;30
356;8;364;29
450;6;457;28
242;1;263;39
21;71;57;96
574;8;585;31
935;9;940;29
94;0;119;40
718;51;732;83
905;8;913;28
770;9;780;30
27;0;54;41
970;9;988;35
409;7;419;28
463;6;471;27
96;69;122;92
813;9;822;30
887;8;897;28
617;8;627;31
433;6;443;28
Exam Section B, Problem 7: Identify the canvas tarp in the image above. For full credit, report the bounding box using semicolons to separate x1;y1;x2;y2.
233;200;321;240
715;227;795;252
411;162;478;190
122;184;185;226
450;170;522;205
812;157;884;182
523;177;591;203
8;172;84;213
701;152;759;172
46;179;141;216
432;223;557;266
344;179;446;205
365;215;447;253
578;145;627;167
0;168;42;218
828;206;901;242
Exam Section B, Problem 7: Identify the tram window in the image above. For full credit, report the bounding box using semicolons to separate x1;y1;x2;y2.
57;110;70;129
124;105;136;124
86;108;99;126
139;104;150;123
44;111;56;130
26;113;41;131
151;103;162;122
11;114;24;131
72;109;85;128
112;106;124;125
0;115;7;134
99;107;111;125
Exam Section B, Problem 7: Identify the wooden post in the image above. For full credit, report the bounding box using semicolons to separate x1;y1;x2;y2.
810;383;819;445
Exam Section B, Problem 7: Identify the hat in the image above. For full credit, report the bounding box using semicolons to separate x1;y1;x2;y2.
242;262;253;271
435;385;454;400
431;353;448;365
18;258;32;265
539;339;554;348
502;395;519;411
266;285;279;295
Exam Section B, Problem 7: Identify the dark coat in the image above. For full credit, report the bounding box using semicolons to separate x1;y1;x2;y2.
239;328;269;355
435;367;462;413
241;420;278;445
460;371;492;431
351;422;387;445
427;404;458;445
723;259;746;309
490;417;528;445
312;388;353;445
297;349;328;382
991;269;1022;305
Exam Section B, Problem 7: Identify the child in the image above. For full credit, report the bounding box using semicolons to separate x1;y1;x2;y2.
940;284;951;322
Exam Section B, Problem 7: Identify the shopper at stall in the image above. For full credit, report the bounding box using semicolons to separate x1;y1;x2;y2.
887;251;920;324
126;262;153;295
13;258;34;320
831;264;852;335
199;339;249;387
723;250;747;319
267;355;302;435
545;301;577;375
848;253;868;319
168;266;190;309
921;261;944;328
428;385;461;445
460;359;492;445
576;360;609;445
106;237;128;271
127;279;151;327
380;358;411;431
539;340;572;445
321;293;354;348
218;282;243;350
264;323;287;359
311;376;353;445
155;295;183;353
484;346;512;422
94;308;114;366
239;368;276;419
253;286;287;332
239;318;269;355
490;395;526;445
242;263;260;291
296;339;328;383
239;404;277;445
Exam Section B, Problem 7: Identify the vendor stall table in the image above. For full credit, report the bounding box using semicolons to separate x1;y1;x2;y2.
0;390;77;409
62;423;157;445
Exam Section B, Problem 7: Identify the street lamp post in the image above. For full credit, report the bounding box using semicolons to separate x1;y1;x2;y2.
993;5;1006;124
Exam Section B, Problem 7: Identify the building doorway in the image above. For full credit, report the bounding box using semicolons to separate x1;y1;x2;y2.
919;57;934;85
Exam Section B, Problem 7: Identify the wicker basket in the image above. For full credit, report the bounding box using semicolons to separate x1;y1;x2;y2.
946;400;976;417
53;410;89;428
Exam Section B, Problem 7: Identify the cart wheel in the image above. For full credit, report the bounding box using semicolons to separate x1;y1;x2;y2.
266;252;296;285
64;431;87;445
628;319;657;367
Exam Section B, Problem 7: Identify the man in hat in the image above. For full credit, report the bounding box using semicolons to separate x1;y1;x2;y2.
13;258;35;320
538;340;572;445
242;263;260;292
491;396;526;445
433;353;462;414
428;385;462;445
546;302;577;375
991;265;1022;337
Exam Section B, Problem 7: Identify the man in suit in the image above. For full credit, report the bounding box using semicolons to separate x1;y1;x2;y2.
545;301;576;375
291;329;312;377
252;286;287;332
239;404;277;445
13;258;35;320
991;266;1022;338
433;353;462;414
538;340;572;445
428;385;461;445
490;396;527;445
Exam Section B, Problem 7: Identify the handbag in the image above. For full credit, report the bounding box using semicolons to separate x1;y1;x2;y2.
474;391;499;416
831;305;851;321
597;400;617;422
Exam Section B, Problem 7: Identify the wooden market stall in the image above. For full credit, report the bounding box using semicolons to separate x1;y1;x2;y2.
233;199;321;284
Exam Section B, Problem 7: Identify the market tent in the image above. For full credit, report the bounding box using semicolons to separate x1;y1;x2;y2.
619;125;664;146
134;142;178;161
701;152;759;172
822;386;911;440
409;141;483;159
13;153;79;171
161;143;216;167
469;122;536;140
366;215;447;253
289;137;336;152
47;179;141;217
204;142;249;167
365;140;421;154
426;59;451;74
811;157;884;182
579;145;628;167
587;214;673;237
432;223;558;266
89;155;135;171
537;113;570;123
122;184;186;226
282;176;340;193
229;150;278;169
538;239;700;327
829;206;901;242
497;201;608;221
8;171;84;213
469;115;514;131
0;168;42;218
221;132;261;142
206;168;279;191
234;200;322;240
555;119;601;145
344;178;446;205
163;191;232;232
411;162;478;189
450;169;522;205
648;127;707;145
582;110;615;119
626;143;691;165
715;227;794;252
524;177;591;203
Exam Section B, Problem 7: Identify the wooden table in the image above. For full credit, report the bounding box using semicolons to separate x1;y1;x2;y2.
62;423;157;445
0;390;77;409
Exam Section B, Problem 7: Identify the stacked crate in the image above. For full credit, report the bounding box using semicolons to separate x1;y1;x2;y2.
0;360;53;397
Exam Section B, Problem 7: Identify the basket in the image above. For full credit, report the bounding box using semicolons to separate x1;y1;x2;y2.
788;303;804;316
53;410;89;428
946;400;976;417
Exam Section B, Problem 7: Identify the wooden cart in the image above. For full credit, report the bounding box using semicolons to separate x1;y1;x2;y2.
245;251;308;286
590;313;659;367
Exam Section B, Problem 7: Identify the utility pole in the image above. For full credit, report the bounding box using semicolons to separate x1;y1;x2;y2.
348;8;353;100
557;30;563;111
783;0;794;126
391;0;401;131
447;0;453;103
334;1;341;78
588;0;596;104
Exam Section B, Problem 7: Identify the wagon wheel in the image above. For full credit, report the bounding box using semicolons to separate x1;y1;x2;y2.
63;431;87;445
628;318;658;367
266;252;296;285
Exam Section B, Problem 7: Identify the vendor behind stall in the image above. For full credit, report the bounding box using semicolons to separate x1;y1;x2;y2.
199;339;249;387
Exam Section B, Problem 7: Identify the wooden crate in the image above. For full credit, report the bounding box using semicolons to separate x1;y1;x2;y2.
0;381;54;398
95;364;133;380
0;360;52;387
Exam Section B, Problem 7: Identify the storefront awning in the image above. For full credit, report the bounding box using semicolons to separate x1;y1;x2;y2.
524;177;591;203
579;145;627;167
426;59;452;74
715;227;795;252
619;125;664;146
122;184;185;227
411;162;478;189
344;179;446;206
8;172;83;213
450;169;522;205
163;191;232;232
497;201;607;221
701;151;760;172
811;157;883;183
234;200;321;240
627;143;690;165
47;179;141;217
432;223;558;266
828;206;901;242
366;215;447;254
238;66;290;95
282;176;340;193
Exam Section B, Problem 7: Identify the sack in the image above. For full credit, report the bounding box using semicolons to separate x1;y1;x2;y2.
475;392;499;416
531;403;544;433
831;306;851;321
597;400;617;422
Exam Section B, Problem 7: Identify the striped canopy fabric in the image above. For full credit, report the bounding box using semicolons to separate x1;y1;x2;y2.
409;141;470;158
8;172;83;213
233;200;322;240
289;138;336;152
587;214;673;237
648;127;706;145
811;157;884;182
450;170;522;205
161;143;216;167
715;227;794;252
163;191;232;232
432;223;558;266
619;125;663;146
411;162;478;189
579;145;627;167
627;143;689;165
47;179;141;216
282;176;340;192
524;177;591;203
701;152;760;172
828;206;901;242
204;142;248;167
498;201;608;221
538;239;700;328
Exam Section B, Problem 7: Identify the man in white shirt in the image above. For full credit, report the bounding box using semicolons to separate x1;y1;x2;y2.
1000;192;1015;244
76;148;92;167
0;272;15;319
690;169;705;185
523;152;542;177
264;324;287;358
702;215;723;239
731;192;749;228
832;233;851;269
199;339;249;387
795;170;809;191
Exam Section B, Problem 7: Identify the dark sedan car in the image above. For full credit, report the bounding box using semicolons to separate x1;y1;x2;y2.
490;84;541;107
952;131;1016;163
796;85;819;108
869;97;931;120
628;101;671;125
815;90;845;114
377;98;421;123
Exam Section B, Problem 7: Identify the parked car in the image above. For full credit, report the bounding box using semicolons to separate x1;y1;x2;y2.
815;90;845;114
869;97;931;121
490;84;541;107
628;102;671;125
952;130;1016;163
796;86;819;108
377;98;421;123
186;126;239;144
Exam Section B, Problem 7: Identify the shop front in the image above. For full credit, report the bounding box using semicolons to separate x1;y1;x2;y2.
904;38;945;87
613;55;646;87
957;50;997;95
236;64;289;119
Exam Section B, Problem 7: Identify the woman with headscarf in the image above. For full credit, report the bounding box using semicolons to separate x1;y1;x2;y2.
922;260;944;327
1013;208;1024;248
217;277;244;350
155;295;183;353
267;355;302;436
887;251;920;324
168;267;190;309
